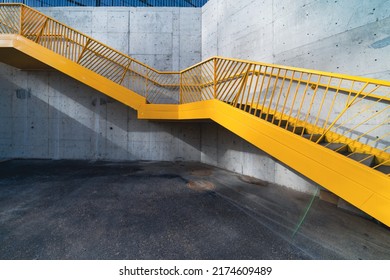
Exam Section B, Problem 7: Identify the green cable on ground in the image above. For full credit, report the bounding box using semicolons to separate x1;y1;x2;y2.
292;187;319;238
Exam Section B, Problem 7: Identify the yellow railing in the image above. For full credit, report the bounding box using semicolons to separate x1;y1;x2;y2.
0;3;389;175
0;4;180;104
183;57;390;173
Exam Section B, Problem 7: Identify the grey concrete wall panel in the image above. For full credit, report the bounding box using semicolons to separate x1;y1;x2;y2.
0;64;201;162
39;7;201;71
2;2;387;195
202;0;390;79
199;0;389;193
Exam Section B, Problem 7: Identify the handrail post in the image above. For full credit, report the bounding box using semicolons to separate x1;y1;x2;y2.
315;82;369;143
76;38;91;64
119;60;132;85
213;57;217;99
179;72;183;104
35;18;49;43
233;64;251;107
146;69;150;101
19;4;23;35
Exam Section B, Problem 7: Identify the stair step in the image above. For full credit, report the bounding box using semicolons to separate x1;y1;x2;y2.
287;125;306;135
260;114;274;122
303;134;324;143
272;119;288;127
236;106;295;128
254;110;262;117
235;104;254;112
348;153;375;167
240;105;249;111
375;165;390;175
235;105;265;117
321;143;349;153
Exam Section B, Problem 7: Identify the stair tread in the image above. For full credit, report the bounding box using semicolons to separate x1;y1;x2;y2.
253;110;262;116
287;125;305;134
272;119;288;126
255;113;273;122
321;142;349;152
375;165;390;175
348;153;375;167
303;134;323;142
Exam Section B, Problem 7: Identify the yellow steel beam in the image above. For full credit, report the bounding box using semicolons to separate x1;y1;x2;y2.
0;34;146;110
1;4;389;227
193;101;390;224
139;100;390;226
1;34;389;226
237;102;390;163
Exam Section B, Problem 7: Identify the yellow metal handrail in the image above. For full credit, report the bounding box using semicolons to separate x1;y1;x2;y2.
180;57;390;173
0;3;389;175
0;4;180;104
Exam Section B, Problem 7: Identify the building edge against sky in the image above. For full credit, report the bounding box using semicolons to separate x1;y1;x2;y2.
0;0;209;7
0;0;389;195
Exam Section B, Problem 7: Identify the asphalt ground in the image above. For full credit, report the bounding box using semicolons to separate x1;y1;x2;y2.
0;160;389;259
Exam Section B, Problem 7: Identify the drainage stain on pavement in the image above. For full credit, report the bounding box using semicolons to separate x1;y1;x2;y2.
187;181;215;192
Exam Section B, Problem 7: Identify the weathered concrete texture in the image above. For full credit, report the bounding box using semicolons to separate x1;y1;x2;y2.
1;160;390;260
0;64;201;161
1;1;388;197
38;7;201;71
200;123;320;194
201;0;390;192
202;0;390;79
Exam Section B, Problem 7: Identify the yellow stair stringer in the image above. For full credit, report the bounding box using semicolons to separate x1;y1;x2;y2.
247;104;390;164
139;100;390;226
0;34;146;111
1;34;390;227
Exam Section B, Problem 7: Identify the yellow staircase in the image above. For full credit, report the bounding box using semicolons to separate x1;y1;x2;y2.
1;4;389;226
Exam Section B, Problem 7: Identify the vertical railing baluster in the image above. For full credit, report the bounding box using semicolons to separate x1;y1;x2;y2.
316;82;369;143
19;4;23;35
76;38;91;64
213;57;217;99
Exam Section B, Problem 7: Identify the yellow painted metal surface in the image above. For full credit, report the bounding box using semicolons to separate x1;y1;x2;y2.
3;34;146;110
1;3;390;226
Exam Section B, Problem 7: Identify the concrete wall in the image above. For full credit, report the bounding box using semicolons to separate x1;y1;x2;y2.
0;7;202;161
0;64;201;161
39;7;201;71
202;0;390;80
200;122;320;193
1;2;386;194
200;0;390;193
